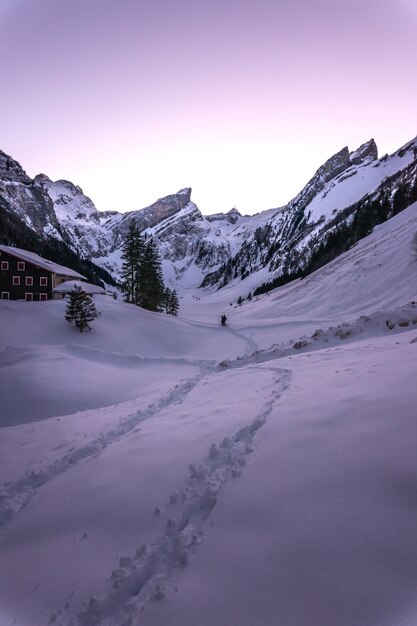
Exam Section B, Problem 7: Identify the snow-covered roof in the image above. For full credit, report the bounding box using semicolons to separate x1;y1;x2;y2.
0;245;86;279
53;280;106;295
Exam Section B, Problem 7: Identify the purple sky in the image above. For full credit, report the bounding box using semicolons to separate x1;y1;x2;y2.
1;0;416;215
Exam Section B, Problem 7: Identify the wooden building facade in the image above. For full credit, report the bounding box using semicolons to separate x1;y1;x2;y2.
0;245;86;301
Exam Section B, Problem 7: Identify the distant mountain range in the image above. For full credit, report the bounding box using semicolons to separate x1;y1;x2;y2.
1;136;416;293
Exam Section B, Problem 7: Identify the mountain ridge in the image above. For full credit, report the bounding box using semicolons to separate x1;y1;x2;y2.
1;136;416;294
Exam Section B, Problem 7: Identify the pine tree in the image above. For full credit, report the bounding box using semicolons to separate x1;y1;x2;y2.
119;227;176;314
169;289;179;316
120;221;144;304
65;286;99;332
392;187;408;216
164;287;179;316
354;206;374;241
410;176;417;205
137;238;166;311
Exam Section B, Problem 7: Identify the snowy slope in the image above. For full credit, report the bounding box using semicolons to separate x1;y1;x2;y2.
140;331;417;626
0;297;245;426
304;139;417;223
202;200;417;348
0;204;417;625
179;201;417;349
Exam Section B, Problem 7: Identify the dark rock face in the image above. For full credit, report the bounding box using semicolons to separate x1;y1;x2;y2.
144;201;232;271
0;153;61;236
110;189;194;252
0;150;32;184
318;146;351;180
349;139;378;165
128;188;192;230
290;147;351;218
206;208;242;224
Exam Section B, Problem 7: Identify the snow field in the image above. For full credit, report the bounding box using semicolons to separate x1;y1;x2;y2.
0;344;200;426
0;202;417;625
140;330;417;626
1;365;289;625
0;295;249;428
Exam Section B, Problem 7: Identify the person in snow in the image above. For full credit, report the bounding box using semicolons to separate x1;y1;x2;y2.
220;314;227;327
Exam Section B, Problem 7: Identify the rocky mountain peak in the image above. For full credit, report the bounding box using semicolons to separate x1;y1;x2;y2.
34;175;86;199
127;188;194;233
206;208;243;224
33;175;99;225
224;208;242;224
316;146;351;182
289;146;351;216
33;173;52;187
0;150;32;185
349;139;378;165
177;188;192;200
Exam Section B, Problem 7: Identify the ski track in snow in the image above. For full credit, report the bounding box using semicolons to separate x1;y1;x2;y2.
0;322;259;531
0;365;215;531
0;319;280;626
74;366;291;626
224;325;258;355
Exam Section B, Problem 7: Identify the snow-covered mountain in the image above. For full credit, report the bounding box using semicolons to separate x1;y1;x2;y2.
1;136;417;293
201;137;417;289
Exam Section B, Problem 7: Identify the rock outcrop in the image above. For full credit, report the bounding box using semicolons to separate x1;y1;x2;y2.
0;151;61;236
349;139;378;165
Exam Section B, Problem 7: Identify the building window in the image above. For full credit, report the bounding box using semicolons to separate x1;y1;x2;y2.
12;276;20;285
1;292;9;300
25;276;34;286
1;261;9;270
17;261;25;271
40;277;48;286
39;293;48;301
25;293;33;301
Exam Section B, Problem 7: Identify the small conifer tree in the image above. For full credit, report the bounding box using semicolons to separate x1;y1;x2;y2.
65;286;99;332
169;289;180;316
392;187;408;216
120;221;144;304
164;287;179;316
137;238;166;311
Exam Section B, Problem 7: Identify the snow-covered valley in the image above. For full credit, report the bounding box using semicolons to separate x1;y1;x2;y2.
1;203;417;626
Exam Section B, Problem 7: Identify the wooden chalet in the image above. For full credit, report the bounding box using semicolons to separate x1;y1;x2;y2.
0;245;86;301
